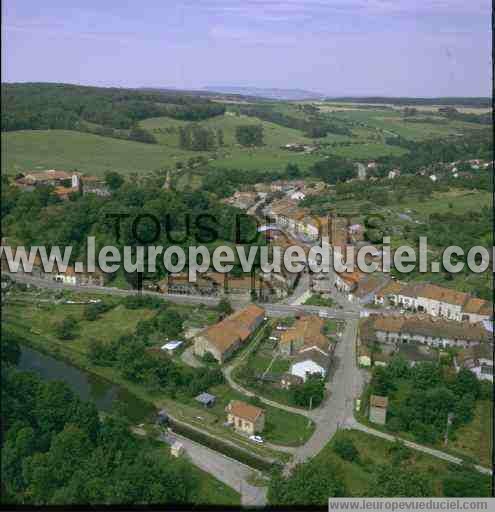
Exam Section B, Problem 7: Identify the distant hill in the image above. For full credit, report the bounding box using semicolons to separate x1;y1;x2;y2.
325;96;491;108
203;86;325;101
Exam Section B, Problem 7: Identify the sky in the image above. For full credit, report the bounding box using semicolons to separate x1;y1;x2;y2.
2;0;492;97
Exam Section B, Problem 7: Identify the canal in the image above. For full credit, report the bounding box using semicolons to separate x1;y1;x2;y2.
18;345;156;423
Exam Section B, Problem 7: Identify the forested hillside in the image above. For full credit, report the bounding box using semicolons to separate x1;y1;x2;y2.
1;83;226;136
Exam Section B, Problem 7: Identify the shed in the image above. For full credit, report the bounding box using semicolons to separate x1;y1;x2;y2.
161;340;183;354
171;441;184;458
195;392;216;408
369;395;388;425
157;409;169;425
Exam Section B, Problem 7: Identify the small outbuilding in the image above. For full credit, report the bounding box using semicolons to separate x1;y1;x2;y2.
161;340;183;354
369;395;388;425
171;441;184;458
157;409;169;425
195;392;216;408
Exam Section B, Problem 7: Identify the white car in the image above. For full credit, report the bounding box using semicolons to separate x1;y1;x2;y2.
249;435;264;444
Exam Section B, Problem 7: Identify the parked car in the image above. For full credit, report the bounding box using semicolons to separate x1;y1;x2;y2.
249;435;264;444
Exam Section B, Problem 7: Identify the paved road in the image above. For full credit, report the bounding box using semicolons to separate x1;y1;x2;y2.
292;318;363;462
6;272;358;320
158;430;268;506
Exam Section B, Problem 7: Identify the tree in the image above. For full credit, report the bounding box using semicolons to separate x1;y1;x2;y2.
216;128;224;146
452;368;481;399
83;302;110;321
128;126;156;144
235;125;264;146
54;317;78;340
286;163;301;179
443;465;491;497
370;464;432;497
268;460;344;505
291;374;325;407
104;171;124;191
333;437;360;463
310;156;355;184
216;297;233;317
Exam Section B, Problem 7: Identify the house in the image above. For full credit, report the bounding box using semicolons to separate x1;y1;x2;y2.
462;297;493;324
226;400;265;435
334;271;363;296
289;190;306;201
52;265;105;287
369;395;388;425
54;186;76;200
290;348;331;382
279;315;329;356
223;191;258;210
82;176;111;197
16;169;76;187
280;373;304;389
348;224;365;242
160;271;279;299
193;304;265;363
171;441;185;458
359;314;490;352
374;280;404;305
195;392;216;408
349;274;388;304
161;340;183;354
455;345;493;382
396;283;492;323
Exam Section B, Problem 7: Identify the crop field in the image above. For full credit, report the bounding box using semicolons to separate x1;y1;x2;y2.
326;108;487;141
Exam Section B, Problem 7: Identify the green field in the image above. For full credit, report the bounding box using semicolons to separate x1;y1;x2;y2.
142;113;322;171
322;107;488;141
1;130;202;176
450;400;493;468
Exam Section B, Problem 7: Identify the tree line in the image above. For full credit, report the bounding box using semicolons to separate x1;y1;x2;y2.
232;104;352;138
178;125;224;151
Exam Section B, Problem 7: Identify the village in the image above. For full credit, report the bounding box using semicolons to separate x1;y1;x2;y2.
2;166;493;449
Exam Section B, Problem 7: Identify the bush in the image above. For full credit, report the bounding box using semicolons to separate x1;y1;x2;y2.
54;317;78;340
83;302;112;321
333;437;360;463
202;352;217;364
